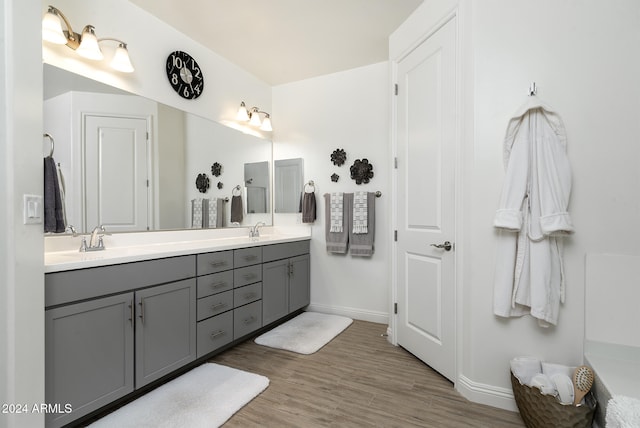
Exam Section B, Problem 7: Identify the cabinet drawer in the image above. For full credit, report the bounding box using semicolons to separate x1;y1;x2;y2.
262;240;310;262
45;255;195;307
234;265;262;288
197;251;233;276
197;291;233;321
197;311;233;358
234;300;262;339
234;247;262;268
196;270;233;298
234;283;262;308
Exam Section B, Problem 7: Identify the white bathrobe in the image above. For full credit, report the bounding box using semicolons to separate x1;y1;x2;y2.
493;98;574;327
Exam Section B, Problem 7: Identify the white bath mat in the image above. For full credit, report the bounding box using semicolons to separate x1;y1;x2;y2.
89;363;269;428
254;311;353;354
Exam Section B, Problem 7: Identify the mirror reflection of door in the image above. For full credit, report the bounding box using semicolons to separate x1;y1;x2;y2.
244;161;269;214
84;115;150;232
274;158;303;213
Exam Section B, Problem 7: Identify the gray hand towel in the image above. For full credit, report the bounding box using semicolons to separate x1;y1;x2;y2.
44;156;65;233
349;192;375;256
216;198;225;227
301;192;316;223
231;195;243;223
324;193;351;254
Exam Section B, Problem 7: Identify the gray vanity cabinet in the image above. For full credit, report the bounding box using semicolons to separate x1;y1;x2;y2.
134;279;196;387
45;293;135;428
262;241;310;325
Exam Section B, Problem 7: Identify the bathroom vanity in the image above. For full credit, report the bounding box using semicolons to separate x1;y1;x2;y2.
44;228;310;428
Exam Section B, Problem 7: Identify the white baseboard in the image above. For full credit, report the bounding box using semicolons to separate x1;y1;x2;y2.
456;374;518;412
306;303;389;325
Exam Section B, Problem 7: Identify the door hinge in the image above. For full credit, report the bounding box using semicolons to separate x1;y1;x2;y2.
394;303;398;314
146;179;149;187
394;230;398;241
394;157;398;169
394;83;398;95
146;131;149;140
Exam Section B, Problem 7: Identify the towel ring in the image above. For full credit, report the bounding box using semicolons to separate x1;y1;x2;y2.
304;180;315;193
232;185;242;196
43;133;54;157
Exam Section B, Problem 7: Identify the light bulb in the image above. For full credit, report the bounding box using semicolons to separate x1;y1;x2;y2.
236;102;250;121
259;115;272;132
111;43;134;73
42;9;67;45
76;25;103;60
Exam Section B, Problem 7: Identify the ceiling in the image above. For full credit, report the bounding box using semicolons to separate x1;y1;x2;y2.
129;0;423;86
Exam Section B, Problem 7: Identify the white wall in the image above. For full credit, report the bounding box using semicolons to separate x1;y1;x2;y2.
394;0;640;410
272;62;391;323
1;1;45;427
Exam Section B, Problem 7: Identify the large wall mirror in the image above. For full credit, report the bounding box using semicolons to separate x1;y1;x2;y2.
43;64;273;233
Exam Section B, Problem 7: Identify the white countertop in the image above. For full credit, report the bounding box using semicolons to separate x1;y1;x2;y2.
45;226;311;273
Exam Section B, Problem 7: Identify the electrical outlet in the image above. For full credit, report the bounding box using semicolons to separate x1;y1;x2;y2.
23;194;43;224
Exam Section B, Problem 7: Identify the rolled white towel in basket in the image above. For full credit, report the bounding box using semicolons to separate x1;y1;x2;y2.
606;395;640;428
510;356;542;386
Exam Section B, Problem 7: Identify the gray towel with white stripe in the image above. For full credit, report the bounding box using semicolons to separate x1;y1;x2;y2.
329;192;344;232
349;192;375;256
325;193;351;254
352;191;368;234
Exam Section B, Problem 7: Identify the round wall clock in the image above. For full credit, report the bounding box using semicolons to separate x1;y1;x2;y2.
166;51;204;99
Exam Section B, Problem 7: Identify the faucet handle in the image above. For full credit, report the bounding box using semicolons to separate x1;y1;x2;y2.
79;237;88;252
66;225;78;237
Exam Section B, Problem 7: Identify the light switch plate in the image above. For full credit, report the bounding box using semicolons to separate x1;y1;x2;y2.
23;194;43;224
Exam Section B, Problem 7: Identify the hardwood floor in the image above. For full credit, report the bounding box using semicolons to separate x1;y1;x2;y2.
210;320;525;427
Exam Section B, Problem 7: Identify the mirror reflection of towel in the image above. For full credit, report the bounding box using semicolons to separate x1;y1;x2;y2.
301;192;316;223
231;195;243;223
191;198;203;228
44;156;65;233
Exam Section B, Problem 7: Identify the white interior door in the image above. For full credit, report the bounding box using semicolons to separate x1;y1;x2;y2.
395;17;457;382
84;115;149;233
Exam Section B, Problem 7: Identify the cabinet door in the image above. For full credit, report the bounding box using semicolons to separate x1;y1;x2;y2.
135;279;196;387
289;254;310;312
46;293;134;428
262;259;289;325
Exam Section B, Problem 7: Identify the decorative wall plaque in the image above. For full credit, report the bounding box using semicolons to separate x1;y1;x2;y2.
331;148;346;166
331;173;339;182
350;159;374;185
211;162;222;177
195;173;210;193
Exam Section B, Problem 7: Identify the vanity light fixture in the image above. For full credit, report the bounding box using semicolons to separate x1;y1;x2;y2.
42;5;134;73
236;101;273;132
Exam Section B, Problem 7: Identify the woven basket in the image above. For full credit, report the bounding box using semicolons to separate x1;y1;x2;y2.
511;372;596;428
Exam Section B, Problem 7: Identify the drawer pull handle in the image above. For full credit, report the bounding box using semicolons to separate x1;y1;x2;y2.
243;255;257;261
210;281;227;289
243;273;257;281
211;302;227;311
244;316;256;325
210;260;227;268
243;292;257;300
210;330;226;340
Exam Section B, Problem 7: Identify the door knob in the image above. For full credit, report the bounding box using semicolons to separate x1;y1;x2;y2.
430;241;453;251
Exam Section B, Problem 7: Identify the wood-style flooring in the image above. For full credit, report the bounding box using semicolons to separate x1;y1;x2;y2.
210;320;525;427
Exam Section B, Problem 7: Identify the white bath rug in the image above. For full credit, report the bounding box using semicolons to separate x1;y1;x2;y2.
89;363;269;428
254;311;353;355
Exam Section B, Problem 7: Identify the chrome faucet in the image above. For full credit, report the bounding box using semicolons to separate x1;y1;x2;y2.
249;221;265;238
79;225;107;252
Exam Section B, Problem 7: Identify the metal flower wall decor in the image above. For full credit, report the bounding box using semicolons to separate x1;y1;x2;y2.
350;159;374;184
331;148;347;166
331;173;340;182
211;162;222;177
196;173;210;193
